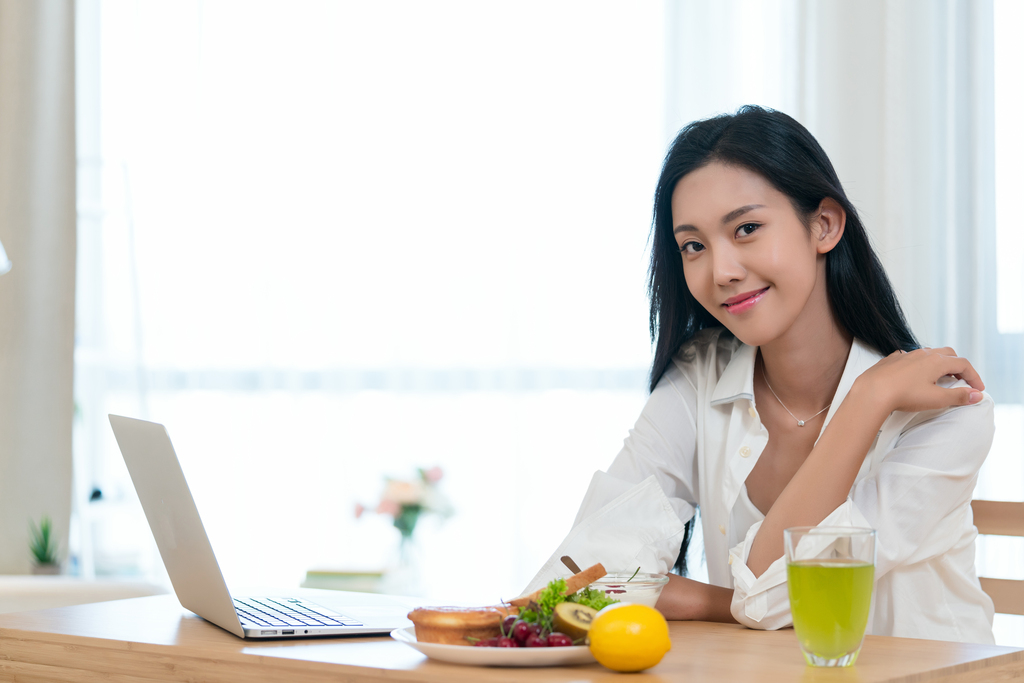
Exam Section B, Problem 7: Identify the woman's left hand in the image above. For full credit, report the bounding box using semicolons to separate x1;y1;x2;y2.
855;347;985;416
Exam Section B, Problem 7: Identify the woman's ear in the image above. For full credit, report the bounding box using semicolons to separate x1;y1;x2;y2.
813;197;846;254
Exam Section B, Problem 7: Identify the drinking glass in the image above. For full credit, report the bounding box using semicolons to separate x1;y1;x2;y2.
784;527;876;667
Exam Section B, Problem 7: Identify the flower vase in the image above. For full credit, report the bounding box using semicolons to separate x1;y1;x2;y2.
382;534;423;596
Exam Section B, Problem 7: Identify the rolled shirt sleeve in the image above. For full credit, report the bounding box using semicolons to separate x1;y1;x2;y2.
729;500;872;628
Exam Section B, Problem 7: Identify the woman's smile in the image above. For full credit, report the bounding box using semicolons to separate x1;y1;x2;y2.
722;287;770;314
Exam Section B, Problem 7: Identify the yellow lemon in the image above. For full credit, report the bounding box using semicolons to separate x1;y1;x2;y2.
588;603;671;672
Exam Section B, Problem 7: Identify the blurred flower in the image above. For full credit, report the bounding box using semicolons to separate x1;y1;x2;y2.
356;465;453;541
384;479;423;505
376;499;400;517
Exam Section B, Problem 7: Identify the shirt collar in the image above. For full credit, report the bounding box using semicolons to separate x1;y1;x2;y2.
710;342;757;406
709;337;884;415
818;338;884;434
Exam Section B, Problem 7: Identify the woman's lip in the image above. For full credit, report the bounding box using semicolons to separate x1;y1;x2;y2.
722;287;769;313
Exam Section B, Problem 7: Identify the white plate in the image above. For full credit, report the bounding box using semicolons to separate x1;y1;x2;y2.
390;626;596;667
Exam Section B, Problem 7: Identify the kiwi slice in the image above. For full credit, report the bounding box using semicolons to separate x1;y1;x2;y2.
552;602;598;642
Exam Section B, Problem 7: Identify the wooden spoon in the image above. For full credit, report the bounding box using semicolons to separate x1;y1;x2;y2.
561;556;582;574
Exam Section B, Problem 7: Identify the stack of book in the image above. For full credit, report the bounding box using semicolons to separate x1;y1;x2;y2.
301;569;385;594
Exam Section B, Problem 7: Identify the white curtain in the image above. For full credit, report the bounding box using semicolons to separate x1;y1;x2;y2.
807;1;999;371
0;0;77;573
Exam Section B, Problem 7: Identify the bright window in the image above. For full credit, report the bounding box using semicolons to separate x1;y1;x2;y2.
74;0;664;602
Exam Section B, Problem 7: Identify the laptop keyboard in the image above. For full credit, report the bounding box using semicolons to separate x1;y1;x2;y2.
233;597;363;628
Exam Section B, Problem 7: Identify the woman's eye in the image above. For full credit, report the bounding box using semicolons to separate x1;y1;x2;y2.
736;222;760;237
679;241;705;255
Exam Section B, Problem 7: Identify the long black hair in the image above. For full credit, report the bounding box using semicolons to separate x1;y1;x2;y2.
650;106;919;575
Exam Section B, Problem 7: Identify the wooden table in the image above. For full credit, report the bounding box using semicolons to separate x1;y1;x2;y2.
0;594;1021;682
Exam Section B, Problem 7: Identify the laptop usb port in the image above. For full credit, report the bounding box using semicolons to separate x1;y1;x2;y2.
260;630;277;636
282;630;295;635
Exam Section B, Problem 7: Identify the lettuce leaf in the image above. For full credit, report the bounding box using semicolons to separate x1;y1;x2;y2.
568;586;617;611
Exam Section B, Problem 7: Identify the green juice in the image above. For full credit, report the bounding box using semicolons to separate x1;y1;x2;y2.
787;559;875;661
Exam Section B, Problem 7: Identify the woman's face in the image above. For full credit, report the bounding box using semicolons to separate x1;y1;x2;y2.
670;162;833;348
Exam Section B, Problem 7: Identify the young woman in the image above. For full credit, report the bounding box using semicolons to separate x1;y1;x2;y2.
527;106;995;643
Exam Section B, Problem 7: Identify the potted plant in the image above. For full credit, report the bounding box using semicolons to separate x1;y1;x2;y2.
29;516;60;575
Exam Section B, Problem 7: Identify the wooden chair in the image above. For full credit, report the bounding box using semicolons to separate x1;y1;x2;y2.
972;499;1024;615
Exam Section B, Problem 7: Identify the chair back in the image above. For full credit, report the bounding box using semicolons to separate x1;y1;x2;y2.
972;499;1024;615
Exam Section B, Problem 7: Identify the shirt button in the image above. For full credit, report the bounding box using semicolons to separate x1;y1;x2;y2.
719;524;726;535
748;406;757;419
739;446;751;458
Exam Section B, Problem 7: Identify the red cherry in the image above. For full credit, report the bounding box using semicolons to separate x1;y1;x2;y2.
547;633;573;647
474;637;499;647
502;615;518;635
512;620;533;644
496;636;517;647
525;633;549;648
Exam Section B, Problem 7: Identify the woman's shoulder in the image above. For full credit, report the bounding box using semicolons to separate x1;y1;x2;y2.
848;338;995;445
902;379;996;433
875;378;995;474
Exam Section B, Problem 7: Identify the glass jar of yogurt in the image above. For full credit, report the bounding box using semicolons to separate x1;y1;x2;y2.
589;572;670;608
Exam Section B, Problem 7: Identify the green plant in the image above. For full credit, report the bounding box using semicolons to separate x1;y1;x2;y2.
29;516;59;565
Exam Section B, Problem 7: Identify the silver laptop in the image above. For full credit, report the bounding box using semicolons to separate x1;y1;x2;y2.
109;414;412;639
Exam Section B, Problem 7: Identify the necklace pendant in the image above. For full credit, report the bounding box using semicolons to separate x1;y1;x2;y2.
797;420;805;427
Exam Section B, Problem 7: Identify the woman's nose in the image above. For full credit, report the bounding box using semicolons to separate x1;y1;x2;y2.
712;247;746;286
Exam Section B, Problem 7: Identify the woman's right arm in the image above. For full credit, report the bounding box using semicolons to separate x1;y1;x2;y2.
657;575;737;623
606;361;726;622
520;349;710;602
606;361;701;529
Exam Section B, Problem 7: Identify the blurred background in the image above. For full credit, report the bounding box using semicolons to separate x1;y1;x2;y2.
0;0;1021;643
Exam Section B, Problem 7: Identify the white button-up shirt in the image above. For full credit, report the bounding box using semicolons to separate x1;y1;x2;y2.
525;328;995;643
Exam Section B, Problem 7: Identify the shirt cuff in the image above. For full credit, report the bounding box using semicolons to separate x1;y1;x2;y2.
729;499;870;629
